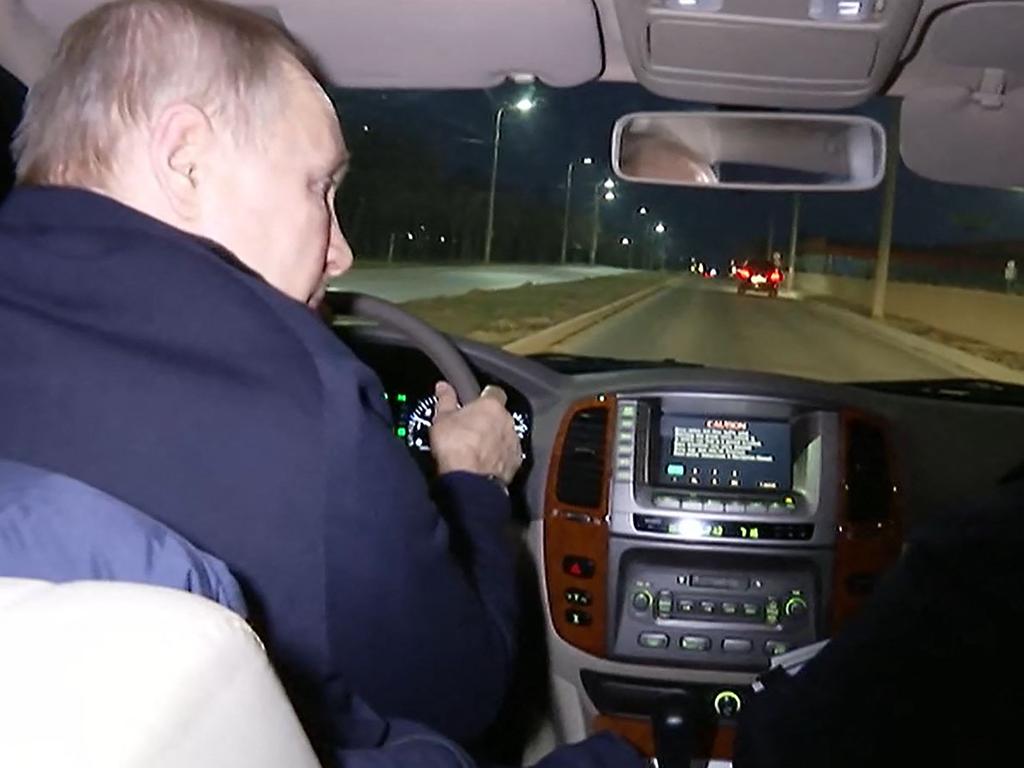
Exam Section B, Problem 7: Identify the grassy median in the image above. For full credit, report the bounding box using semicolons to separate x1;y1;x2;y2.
399;272;668;346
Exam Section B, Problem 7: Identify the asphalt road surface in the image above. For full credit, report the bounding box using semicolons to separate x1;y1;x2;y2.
331;264;630;303
554;280;966;382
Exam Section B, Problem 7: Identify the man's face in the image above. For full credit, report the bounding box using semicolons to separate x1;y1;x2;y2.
196;71;352;306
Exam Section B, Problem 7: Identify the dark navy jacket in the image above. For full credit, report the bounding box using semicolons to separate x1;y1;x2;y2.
0;186;518;753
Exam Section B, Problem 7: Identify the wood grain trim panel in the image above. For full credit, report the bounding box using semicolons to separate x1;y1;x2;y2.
543;395;616;657
831;409;904;633
593;715;736;760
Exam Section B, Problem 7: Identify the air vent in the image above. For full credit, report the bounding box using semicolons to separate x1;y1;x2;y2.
555;407;610;509
844;420;894;523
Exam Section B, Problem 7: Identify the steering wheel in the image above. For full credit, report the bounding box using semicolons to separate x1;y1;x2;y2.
327;292;482;404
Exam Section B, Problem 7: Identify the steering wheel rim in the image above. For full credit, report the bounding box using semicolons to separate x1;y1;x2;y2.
327;292;482;404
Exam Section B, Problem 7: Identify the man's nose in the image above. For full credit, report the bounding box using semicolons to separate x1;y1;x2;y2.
326;219;354;278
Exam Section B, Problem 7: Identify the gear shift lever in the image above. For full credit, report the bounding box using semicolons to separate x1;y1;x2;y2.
652;693;696;768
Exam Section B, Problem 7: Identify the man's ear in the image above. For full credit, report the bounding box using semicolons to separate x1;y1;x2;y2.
147;103;216;222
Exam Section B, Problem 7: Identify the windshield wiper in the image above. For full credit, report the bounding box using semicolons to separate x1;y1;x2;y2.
529;353;702;374
855;378;1024;407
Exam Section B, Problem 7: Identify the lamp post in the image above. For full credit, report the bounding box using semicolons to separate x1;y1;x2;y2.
633;205;649;268
653;221;667;270
483;97;535;264
559;157;594;265
589;179;616;266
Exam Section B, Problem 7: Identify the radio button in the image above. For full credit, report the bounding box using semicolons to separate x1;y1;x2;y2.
746;502;768;515
765;640;789;657
675;599;695;614
653;495;681;510
638;632;670;650
565;609;592;627
656;590;674;618
703;500;725;513
742;602;762;618
565;589;592;607
721;602;739;616
681;636;711;652
699;601;716;615
723;638;753;654
681;498;704;512
725;501;746;514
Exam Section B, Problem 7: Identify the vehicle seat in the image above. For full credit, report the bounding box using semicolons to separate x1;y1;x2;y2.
0;578;322;768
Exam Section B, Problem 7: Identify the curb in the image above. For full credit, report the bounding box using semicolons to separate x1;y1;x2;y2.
502;283;671;356
802;300;1024;386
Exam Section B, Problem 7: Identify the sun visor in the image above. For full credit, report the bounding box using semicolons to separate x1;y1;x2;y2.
901;84;1024;190
609;0;922;109
896;2;1024;189
17;0;604;89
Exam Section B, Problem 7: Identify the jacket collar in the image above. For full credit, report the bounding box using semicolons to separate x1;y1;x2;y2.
0;185;261;280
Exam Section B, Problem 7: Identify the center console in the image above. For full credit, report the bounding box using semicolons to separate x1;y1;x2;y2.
606;396;839;671
543;391;902;759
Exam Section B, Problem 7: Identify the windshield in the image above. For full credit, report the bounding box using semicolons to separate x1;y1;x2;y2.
2;74;1021;385
326;83;1023;384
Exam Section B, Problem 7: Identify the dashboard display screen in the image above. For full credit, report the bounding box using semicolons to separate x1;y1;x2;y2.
656;416;791;492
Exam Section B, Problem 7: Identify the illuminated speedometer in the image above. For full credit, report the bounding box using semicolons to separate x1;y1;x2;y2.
406;395;437;452
511;411;529;441
405;395;530;454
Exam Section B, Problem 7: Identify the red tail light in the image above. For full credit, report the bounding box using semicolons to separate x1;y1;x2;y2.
769;270;782;283
737;268;751;279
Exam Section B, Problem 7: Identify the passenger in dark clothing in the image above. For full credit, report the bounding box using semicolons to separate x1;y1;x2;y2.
735;482;1024;768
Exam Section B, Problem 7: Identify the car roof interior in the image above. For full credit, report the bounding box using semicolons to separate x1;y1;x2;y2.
3;0;1022;188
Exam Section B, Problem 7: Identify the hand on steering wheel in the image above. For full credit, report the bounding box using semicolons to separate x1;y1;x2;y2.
431;381;523;485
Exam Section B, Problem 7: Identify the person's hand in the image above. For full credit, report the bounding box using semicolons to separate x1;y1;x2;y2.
430;381;523;485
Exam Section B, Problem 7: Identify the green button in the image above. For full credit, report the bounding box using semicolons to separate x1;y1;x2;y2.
667;464;686;477
681;636;711;652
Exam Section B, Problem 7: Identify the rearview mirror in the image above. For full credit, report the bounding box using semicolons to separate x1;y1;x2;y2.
612;112;886;192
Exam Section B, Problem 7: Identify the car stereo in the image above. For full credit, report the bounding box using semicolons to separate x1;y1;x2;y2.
604;394;841;669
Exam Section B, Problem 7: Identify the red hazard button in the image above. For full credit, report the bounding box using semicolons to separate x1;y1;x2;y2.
562;556;596;579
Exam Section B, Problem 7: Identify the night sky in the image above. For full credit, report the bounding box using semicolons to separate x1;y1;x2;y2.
333;82;1024;268
4;66;1023;271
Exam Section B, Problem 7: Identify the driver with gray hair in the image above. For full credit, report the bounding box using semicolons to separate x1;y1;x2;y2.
0;2;642;767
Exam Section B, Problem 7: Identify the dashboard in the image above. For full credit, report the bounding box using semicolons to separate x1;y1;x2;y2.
343;333;534;468
338;326;1024;762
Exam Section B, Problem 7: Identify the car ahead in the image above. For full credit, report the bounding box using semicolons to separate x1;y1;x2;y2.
736;260;784;297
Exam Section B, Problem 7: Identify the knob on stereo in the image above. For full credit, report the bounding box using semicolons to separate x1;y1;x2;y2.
785;595;809;618
631;590;652;613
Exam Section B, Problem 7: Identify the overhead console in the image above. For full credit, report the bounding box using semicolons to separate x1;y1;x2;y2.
543;391;903;758
610;0;923;109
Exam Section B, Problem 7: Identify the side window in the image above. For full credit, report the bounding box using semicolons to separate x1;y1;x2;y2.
0;67;27;202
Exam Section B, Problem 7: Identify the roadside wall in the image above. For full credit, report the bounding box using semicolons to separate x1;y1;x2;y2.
796;272;1024;354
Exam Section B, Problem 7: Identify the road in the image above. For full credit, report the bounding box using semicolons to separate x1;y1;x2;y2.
330;264;630;303
554;280;966;382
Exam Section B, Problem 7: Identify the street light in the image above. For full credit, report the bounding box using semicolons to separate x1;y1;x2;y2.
589;180;617;266
483;96;536;264
655;222;666;234
560;156;598;265
638;206;648;216
620;237;631;246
